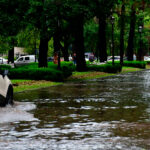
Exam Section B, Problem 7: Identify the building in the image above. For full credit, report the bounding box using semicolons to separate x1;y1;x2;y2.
14;47;27;58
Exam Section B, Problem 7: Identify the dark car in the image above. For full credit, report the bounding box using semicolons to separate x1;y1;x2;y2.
48;57;54;62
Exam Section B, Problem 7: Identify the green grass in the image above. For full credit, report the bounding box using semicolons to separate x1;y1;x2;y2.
12;65;146;93
121;66;143;73
12;80;62;93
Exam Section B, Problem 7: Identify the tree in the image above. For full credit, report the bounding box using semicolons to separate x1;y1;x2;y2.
62;0;90;71
25;0;56;67
17;27;39;55
119;1;125;65
0;0;29;62
94;0;117;62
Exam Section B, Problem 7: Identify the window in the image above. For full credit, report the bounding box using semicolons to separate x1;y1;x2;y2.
18;57;23;61
25;57;30;61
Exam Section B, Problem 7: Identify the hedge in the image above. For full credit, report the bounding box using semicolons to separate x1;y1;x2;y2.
9;68;64;81
86;64;122;73
0;64;12;70
16;61;76;72
8;62;73;81
107;61;146;69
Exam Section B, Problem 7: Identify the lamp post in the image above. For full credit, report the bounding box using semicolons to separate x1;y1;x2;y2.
138;25;143;61
57;13;61;69
110;16;115;65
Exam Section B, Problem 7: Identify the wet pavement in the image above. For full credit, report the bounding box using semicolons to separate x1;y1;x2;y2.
0;70;150;150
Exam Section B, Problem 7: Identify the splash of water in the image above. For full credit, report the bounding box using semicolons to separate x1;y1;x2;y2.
0;101;38;123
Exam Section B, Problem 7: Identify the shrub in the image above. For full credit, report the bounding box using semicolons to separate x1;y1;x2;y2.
17;61;76;72
61;61;76;72
9;68;64;81
0;64;12;70
86;64;122;73
123;61;146;69
9;62;74;81
107;61;146;69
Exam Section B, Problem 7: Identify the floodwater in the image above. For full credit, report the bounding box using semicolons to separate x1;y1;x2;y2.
0;70;150;150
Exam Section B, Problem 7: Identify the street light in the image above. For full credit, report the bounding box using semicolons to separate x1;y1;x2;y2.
138;25;143;61
110;16;115;65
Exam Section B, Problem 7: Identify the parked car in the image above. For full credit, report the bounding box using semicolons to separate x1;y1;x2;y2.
144;56;150;61
47;57;54;62
107;56;120;61
85;52;95;62
0;57;8;64
107;56;127;61
14;55;36;67
0;70;13;106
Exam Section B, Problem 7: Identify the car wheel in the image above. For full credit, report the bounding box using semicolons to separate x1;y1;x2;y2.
0;95;6;107
6;86;13;105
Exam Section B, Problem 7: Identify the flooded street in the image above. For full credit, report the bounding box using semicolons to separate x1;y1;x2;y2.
1;70;150;150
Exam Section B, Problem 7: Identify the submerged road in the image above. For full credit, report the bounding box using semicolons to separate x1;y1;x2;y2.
0;70;150;150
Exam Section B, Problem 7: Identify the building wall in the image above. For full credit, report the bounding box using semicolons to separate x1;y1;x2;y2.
14;47;27;58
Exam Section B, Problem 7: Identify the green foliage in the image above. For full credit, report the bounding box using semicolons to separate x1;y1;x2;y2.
9;68;64;81
86;64;122;73
0;0;150;71
0;64;12;70
16;27;40;54
84;19;98;52
123;61;146;68
0;0;28;36
9;61;74;81
59;61;76;71
107;60;146;68
0;36;14;54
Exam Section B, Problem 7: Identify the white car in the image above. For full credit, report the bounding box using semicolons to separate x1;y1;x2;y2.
0;70;13;106
107;56;120;61
144;56;150;61
0;57;8;64
85;52;95;62
14;55;36;67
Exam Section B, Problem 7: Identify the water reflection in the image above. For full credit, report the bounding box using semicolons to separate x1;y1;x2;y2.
0;70;150;149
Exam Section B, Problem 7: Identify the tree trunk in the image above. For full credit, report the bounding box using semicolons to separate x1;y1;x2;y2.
137;33;143;61
120;4;125;65
8;48;14;64
38;35;49;67
98;15;107;62
127;5;136;61
38;1;49;68
137;0;145;61
53;31;61;69
72;16;86;71
63;36;69;61
8;38;15;64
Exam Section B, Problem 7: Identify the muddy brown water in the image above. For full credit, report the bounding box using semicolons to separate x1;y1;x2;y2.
0;70;150;150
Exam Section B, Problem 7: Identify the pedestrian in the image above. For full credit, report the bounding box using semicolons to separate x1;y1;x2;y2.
53;52;58;64
72;53;76;65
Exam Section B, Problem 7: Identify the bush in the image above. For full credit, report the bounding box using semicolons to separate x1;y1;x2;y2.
107;61;146;69
16;61;76;72
9;68;64;81
123;61;146;69
0;64;12;70
61;61;76;72
9;61;74;81
86;64;122;73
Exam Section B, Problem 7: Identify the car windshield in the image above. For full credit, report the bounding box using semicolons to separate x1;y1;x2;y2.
18;58;23;61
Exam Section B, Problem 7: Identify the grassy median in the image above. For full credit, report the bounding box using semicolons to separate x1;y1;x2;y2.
12;80;62;93
12;66;146;93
